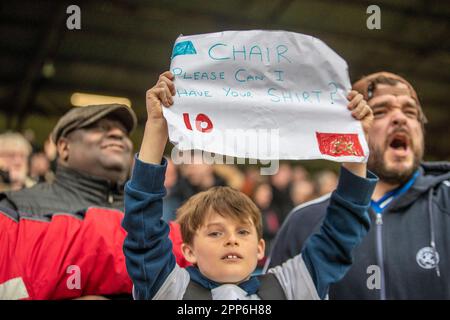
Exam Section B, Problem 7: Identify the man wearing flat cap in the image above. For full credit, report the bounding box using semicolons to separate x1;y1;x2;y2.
0;104;188;300
267;72;450;299
0;104;136;215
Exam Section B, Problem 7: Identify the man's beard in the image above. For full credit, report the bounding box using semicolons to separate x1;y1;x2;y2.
367;141;423;185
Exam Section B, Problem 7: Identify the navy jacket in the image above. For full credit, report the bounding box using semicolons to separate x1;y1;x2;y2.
267;162;450;299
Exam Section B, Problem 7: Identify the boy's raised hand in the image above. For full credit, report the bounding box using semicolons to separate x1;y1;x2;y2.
346;90;373;142
139;71;175;165
146;71;175;122
342;90;373;178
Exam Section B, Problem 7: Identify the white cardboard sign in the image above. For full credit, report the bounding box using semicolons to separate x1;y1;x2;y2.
165;30;368;162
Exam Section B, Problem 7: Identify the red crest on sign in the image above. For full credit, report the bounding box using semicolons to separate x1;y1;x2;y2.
316;132;364;157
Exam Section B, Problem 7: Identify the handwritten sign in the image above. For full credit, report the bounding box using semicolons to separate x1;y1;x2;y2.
165;30;369;162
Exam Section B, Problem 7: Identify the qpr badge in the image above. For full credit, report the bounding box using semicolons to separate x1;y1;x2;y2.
416;247;440;270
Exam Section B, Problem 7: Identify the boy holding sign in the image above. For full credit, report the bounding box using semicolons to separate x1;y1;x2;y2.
122;71;377;300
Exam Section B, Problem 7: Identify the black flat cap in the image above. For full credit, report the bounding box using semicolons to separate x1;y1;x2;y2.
51;103;137;143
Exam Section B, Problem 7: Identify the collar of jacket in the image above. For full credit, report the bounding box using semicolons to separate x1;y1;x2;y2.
186;266;261;296
54;164;126;203
386;162;450;212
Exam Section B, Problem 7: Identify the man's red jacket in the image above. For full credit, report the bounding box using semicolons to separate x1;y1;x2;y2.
0;207;188;299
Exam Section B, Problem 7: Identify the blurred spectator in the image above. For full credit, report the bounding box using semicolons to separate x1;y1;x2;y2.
22;128;38;153
44;134;58;172
44;134;57;161
162;158;183;222
213;164;245;190
269;162;294;224
29;152;54;183
182;163;216;190
314;170;338;196
290;179;316;207
292;164;309;183
0;132;35;191
241;166;264;197
175;154;226;202
252;182;279;265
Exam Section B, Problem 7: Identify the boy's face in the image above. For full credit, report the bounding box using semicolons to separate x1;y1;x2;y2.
181;211;265;284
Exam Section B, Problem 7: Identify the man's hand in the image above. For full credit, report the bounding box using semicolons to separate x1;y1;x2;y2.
139;71;175;165
342;90;373;178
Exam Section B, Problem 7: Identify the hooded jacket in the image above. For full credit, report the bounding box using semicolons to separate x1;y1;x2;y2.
267;162;450;299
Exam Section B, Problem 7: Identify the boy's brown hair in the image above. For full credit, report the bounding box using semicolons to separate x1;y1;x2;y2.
176;186;263;245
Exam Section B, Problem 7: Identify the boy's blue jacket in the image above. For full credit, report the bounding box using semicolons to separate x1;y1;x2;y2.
122;156;377;300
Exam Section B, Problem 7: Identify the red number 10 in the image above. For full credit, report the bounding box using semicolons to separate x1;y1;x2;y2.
183;113;214;133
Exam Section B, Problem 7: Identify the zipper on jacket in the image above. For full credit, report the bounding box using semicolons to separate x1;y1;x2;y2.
428;189;441;277
375;212;387;300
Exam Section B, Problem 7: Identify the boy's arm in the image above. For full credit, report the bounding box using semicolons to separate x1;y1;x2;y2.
139;71;174;165
301;166;377;299
122;72;177;299
302;90;377;299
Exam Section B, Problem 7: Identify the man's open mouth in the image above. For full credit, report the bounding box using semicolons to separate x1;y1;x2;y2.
388;133;410;151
